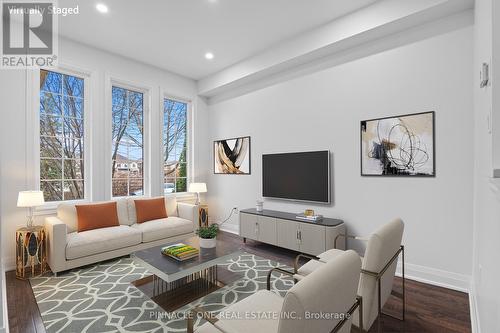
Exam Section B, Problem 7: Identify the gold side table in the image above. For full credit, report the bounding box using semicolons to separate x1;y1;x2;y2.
16;225;46;280
198;204;208;227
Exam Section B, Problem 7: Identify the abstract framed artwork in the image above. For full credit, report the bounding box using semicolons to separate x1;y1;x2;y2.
214;136;251;174
361;111;435;177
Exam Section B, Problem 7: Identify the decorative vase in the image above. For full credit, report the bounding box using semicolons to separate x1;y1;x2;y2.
256;200;264;212
199;237;217;248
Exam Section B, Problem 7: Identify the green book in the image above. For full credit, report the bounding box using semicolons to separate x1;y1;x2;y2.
161;243;199;259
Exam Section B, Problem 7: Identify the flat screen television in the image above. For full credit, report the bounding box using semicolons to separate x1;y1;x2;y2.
262;150;330;203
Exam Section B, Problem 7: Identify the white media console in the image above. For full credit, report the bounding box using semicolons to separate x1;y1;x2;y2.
239;208;346;256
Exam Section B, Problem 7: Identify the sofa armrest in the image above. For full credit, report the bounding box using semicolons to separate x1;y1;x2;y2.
178;202;198;226
45;216;67;274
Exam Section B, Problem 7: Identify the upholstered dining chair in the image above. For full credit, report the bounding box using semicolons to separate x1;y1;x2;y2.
293;218;405;333
188;250;363;333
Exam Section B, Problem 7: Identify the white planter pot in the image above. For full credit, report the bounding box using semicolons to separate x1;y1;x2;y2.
199;237;217;248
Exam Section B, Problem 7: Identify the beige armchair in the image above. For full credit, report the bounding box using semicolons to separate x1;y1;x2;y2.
293;218;405;333
188;250;363;333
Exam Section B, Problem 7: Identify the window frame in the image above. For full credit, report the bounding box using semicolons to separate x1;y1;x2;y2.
161;94;192;194
106;76;151;199
31;65;92;208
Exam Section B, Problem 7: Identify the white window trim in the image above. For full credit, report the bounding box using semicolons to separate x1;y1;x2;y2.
28;63;94;211
105;74;152;199
160;90;193;195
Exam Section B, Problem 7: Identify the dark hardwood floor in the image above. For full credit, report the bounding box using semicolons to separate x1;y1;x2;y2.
6;231;471;333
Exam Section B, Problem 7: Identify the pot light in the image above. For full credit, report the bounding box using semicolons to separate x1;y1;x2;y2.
205;52;214;60
96;3;108;13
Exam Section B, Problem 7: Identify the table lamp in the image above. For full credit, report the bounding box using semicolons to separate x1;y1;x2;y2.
17;191;45;228
188;183;207;205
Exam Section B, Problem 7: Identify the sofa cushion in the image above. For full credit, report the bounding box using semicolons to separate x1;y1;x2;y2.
281;251;361;333
75;202;120;232
318;248;345;262
127;196;177;225
294;259;324;281
135;197;167;223
131;217;193;243
58;199;129;232
66;225;141;260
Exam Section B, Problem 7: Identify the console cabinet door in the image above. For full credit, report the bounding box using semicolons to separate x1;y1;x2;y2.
299;223;326;255
276;219;299;251
257;216;277;245
240;213;258;240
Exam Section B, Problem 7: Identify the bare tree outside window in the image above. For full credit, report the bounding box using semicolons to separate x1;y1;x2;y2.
111;86;144;197
40;70;85;202
163;99;188;193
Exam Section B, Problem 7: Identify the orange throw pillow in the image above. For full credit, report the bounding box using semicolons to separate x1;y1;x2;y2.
135;197;168;223
76;202;120;232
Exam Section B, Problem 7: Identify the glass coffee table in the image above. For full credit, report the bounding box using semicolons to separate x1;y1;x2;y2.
132;237;242;311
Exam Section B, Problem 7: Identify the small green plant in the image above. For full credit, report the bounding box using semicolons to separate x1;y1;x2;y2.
196;224;219;239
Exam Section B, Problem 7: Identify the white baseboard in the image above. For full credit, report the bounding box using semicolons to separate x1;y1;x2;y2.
2;259;14;273
220;224;472;293
0;260;9;333
396;262;471;293
219;223;239;235
468;282;481;333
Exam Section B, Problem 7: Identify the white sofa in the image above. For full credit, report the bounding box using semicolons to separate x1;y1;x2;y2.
44;196;198;275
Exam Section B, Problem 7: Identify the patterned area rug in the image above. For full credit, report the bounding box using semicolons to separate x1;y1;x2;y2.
30;253;294;333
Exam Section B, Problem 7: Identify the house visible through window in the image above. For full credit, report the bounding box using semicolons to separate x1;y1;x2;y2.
39;70;85;202
163;98;188;193
111;86;144;197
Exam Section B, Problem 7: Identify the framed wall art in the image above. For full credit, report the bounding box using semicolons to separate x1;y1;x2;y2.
214;136;251;175
361;111;435;177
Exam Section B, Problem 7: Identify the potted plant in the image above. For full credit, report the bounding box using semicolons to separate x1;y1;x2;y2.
196;224;219;248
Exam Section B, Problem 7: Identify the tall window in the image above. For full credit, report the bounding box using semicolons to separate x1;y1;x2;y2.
39;70;85;202
111;86;144;197
163;98;188;193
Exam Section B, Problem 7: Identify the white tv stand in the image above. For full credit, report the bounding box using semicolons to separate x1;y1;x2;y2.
239;208;346;256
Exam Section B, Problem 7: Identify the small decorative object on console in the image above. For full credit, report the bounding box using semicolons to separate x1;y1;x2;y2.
296;213;323;222
304;209;315;216
161;243;199;261
256;200;263;212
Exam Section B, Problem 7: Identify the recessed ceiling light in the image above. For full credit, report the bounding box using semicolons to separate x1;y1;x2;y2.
205;52;214;60
96;3;108;13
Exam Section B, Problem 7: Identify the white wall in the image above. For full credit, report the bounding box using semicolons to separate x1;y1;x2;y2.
471;0;500;331
0;152;7;333
207;26;474;290
0;37;205;269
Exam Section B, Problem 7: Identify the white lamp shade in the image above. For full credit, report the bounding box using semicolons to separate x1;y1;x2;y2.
188;183;207;193
17;191;45;207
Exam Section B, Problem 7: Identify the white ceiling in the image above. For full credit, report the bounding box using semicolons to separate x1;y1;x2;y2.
58;0;377;80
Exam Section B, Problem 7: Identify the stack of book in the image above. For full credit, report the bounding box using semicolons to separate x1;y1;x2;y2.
296;213;323;222
161;243;199;261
